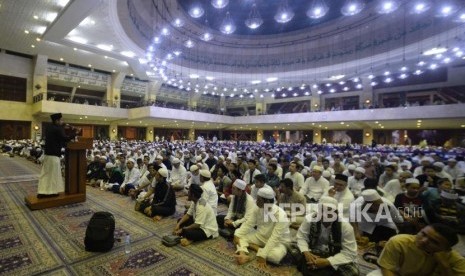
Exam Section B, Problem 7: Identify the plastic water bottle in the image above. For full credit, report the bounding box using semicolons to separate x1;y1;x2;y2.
124;234;131;254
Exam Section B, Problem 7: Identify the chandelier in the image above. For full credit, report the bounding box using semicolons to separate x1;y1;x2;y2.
220;11;236;34
409;0;432;14
245;4;263;29
274;0;294;23
341;0;365;16
375;0;400;14
307;0;329;19
211;0;228;9
189;5;205;18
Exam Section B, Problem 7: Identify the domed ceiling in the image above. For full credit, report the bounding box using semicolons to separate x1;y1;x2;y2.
117;0;465;95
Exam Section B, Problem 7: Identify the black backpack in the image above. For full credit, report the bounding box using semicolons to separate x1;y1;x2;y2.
84;211;115;252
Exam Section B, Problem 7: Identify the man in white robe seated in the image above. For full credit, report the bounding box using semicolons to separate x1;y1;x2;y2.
234;187;291;268
323;174;354;219
300;166;330;203
296;196;359;276
169;157;187;191
383;171;412;203
250;174;272;201
173;185;218;246
347;167;366;197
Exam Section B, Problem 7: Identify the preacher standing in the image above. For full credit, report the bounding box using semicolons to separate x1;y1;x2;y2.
37;113;78;198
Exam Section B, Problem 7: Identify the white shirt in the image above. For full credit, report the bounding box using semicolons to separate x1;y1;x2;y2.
347;176;365;197
383;179;404;203
121;167;141;187
235;204;291;260
284;171;305;192
322;188;354;219
187;198;218;238
350;197;403;234
296;218;357;269
299;176;330;201
225;193;257;228
444;165;464;181
243;169;261;185
169;165;187;187
200;179;218;215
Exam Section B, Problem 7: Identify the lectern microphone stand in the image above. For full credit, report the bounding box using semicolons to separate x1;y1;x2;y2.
25;137;93;210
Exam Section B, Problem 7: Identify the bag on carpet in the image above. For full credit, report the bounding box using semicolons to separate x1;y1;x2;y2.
84;211;115;252
162;235;181;247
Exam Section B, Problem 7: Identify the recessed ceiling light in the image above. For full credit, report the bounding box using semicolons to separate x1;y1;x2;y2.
112;69;116;72
88;64;92;67
73;47;77;51
24;30;29;34
59;58;64;61
36;37;41;42
31;44;35;48
97;44;113;51
33;15;39;20
67;36;87;44
120;51;135;58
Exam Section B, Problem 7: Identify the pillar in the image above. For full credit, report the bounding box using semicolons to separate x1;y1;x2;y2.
310;85;321;111
360;77;374;109
107;72;125;108
188;128;195;141
313;129;322;144
146;127;154;141
109;122;118;141
32;54;48;101
256;129;263;142
147;81;161;103
363;128;373;145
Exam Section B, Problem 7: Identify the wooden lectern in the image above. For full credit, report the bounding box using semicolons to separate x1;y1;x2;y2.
25;137;93;210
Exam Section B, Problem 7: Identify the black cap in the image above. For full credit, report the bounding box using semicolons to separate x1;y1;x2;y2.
334;174;348;182
50;113;62;122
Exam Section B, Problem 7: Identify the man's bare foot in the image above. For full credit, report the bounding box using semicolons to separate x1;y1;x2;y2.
180;238;193;247
235;254;251;265
248;243;260;252
153;215;162;221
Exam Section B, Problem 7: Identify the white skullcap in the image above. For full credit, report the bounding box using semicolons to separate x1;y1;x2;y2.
391;156;400;161
195;156;202;161
218;156;225;161
319;196;338;208
233;179;247;190
301;169;308;176
156;155;163;160
433;162;445;168
441;190;459;200
270;157;278;162
322;171;331;178
448;158;457;163
405;178;420;184
105;162;115;169
362;189;382;202
190;165;199;172
347;164;356;170
371;156;379;161
421;157;431;163
355;167;366;174
158;168;168;178
127;158;136;164
313;165;323;172
353;155;360;158
257;187;275;199
199;169;211;178
400;162;409;167
172;158;180;164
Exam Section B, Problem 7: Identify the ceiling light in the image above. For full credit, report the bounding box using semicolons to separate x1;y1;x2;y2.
318;90;323;94
73;47;77;51
371;81;378;86
173;50;182;56
211;0;229;9
59;58;64;61
206;76;214;81
88;64;92;67
417;61;426;66
455;12;465;22
189;74;199;79
184;40;195;48
414;69;423;75
384;77;393;83
443;57;451;63
251;80;261;84
384;71;390;76
341;0;365;16
356;84;363;89
31;44;35;48
410;0;431;14
368;74;375;79
437;4;457;17
376;0;400;14
329;88;336;93
423;47;447;56
161;28;170;36
36;37;41;42
45;13;58;22
245;3;263;29
343;87;349;91
307;0;329;19
97;44;113;51
352;77;360;82
266;77;278;82
24;30;29;34
429;63;438;70
35;26;46;34
288;87;293;91
304;91;310;95
275;0;294;23
282;93;287;97
330;74;345;80
400;66;408;71
220;12;236;34
260;94;264;98
56;0;70;7
33;15;39;20
153;37;161;44
67;36;87;44
201;32;213;41
312;84;318;88
121;51;135;58
173;18;183;27
399;73;408;79
189;6;205;18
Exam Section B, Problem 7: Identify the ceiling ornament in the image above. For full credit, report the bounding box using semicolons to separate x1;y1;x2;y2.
341;0;365;16
220;11;236;34
307;0;329;19
274;0;294;23
245;3;263;30
211;0;229;9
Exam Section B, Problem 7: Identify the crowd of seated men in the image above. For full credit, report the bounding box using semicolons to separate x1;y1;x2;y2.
3;137;465;275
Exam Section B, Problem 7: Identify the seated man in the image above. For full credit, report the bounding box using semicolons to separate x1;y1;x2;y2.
421;178;453;212
102;162;124;191
141;167;176;221
173;184;218;246
393;178;424;234
299;165;330;203
86;155;106;186
350;189;403;243
347;167;366;197
416;165;441;188
216;179;256;238
323;174;354;219
250;174;272;201
234;187;291;268
296;196;359;276
169;157;187;191
371;224;465;276
425;190;465;234
278;178;307;229
383;171;412;203
116;158;141;195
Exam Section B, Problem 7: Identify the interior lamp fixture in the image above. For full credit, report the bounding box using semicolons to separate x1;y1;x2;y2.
341;0;365;16
189;5;205;18
410;0;431;14
307;0;329;19
275;0;294;23
211;0;229;9
245;4;263;29
376;0;400;14
455;12;465;22
201;32;213;41
184;40;195;48
220;12;236;34
423;47;447;56
172;18;183;27
436;4;457;17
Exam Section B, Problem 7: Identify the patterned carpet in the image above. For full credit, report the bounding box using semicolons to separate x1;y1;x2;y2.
0;156;382;276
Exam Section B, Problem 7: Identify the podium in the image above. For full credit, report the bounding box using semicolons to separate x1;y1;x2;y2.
25;137;93;210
